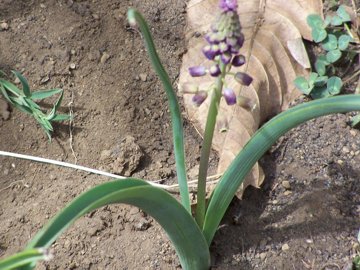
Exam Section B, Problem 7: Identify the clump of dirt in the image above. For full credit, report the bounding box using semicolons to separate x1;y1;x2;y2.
0;0;359;269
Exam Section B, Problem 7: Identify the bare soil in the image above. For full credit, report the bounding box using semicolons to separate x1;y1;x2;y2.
0;0;359;269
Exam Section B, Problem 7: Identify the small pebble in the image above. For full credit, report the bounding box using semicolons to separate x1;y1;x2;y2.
282;180;291;190
284;190;292;196
259;252;267;260
69;63;76;70
337;159;344;165
342;146;350;153
0;22;9;31
281;243;289;251
139;73;147;82
100;52;110;64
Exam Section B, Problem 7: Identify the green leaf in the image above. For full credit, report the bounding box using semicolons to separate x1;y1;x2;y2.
0;84;14;104
203;95;360;245
307;14;324;29
324;15;332;27
327;76;342;95
127;9;190;213
0;79;22;96
338;34;352;51
31;88;63;100
315;59;327;76
314;76;328;87
294;76;310;94
326;49;342;63
23;179;210;270
337;5;351;22
312;28;327;42
0;248;49;270
321;34;338;51
12;71;31;98
51;114;72;122
311;86;330;99
331;15;343;26
350;114;360;128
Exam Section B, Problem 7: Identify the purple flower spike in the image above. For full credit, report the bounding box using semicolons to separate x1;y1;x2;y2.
223;88;237;105
219;0;238;11
232;54;246;67
189;66;206;77
234;72;253;86
220;53;232;64
210;65;221;77
192;91;208;106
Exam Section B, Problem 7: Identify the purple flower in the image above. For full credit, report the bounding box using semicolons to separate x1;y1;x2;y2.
234;72;253;86
232;55;245;67
203;45;220;60
223;88;237;105
219;0;238;11
189;66;206;77
192;91;208;106
209;65;221;77
220;53;232;64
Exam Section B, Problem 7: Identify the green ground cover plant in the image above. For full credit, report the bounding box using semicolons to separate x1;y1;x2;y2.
294;5;356;99
1;1;360;269
0;71;70;140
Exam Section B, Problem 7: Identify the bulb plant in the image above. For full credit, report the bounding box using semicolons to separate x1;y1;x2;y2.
294;5;356;99
0;71;71;140
2;1;360;269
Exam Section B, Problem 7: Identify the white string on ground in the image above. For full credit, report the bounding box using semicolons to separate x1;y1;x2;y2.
0;150;169;189
0;151;224;193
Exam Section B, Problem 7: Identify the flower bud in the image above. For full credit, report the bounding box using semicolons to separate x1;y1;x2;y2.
219;0;238;11
237;96;256;111
192;91;208;106
220;52;232;64
189;66;206;77
219;42;229;53
181;83;199;94
234;72;253;86
223;88;237;105
209;65;221;77
203;45;215;60
232;54;245;67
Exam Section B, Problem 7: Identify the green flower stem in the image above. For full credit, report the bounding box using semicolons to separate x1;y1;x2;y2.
195;62;227;228
127;9;191;213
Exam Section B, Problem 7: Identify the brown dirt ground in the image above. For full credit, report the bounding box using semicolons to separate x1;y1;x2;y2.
0;0;359;269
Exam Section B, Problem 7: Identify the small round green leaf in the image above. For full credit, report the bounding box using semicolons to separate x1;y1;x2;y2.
294;76;311;95
314;76;328;87
338;34;352;51
312;28;327;43
324;15;331;27
331;15;343;26
321;34;337;51
315;59;327;76
307;14;324;29
311;86;330;99
337;5;351;22
326;49;342;63
309;72;319;84
327;76;342;95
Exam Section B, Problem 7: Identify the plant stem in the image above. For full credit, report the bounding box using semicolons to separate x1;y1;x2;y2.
195;62;226;228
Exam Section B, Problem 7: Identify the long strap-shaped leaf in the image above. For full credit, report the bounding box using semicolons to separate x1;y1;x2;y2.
203;95;360;245
19;179;209;270
0;249;48;270
127;9;191;213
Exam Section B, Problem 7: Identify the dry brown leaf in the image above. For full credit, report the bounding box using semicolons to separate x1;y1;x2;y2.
179;0;322;198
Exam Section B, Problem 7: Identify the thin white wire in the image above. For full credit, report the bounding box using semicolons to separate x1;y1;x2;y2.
0;150;170;190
